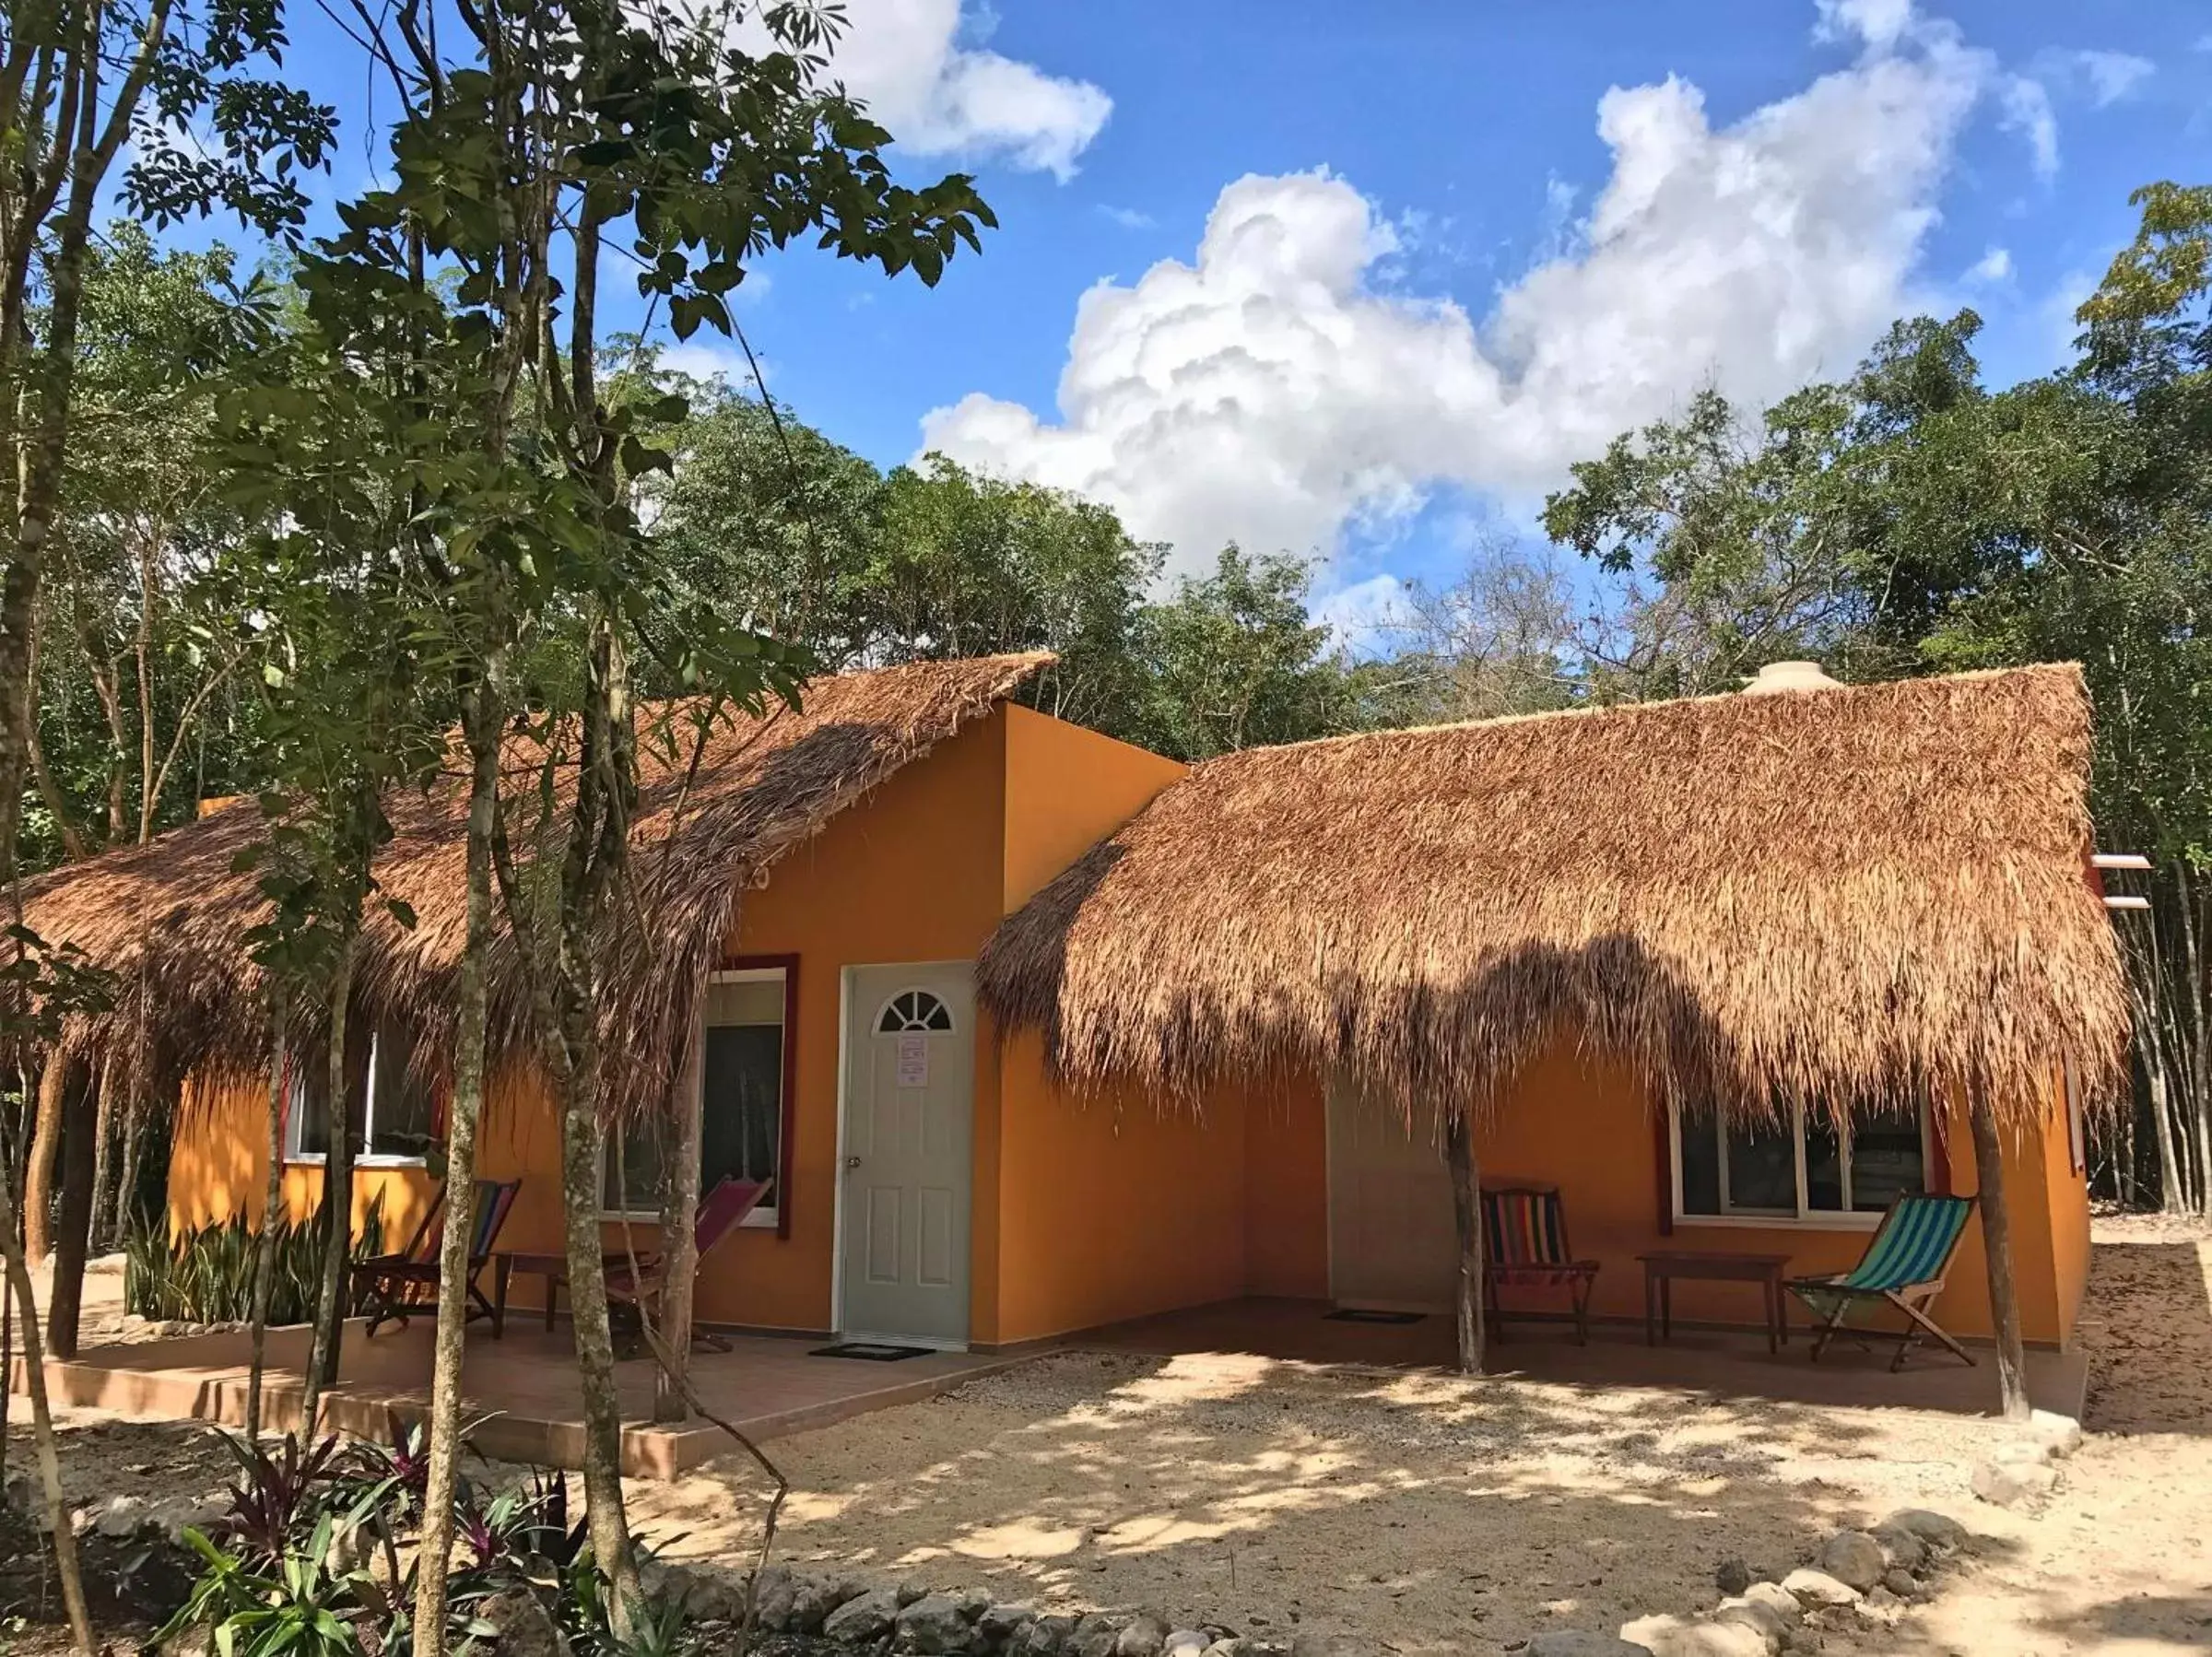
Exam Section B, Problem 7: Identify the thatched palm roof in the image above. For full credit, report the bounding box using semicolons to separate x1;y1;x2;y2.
978;664;2127;1125
21;652;1051;1105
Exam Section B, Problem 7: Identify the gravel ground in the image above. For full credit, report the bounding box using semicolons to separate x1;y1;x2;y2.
7;1216;2210;1654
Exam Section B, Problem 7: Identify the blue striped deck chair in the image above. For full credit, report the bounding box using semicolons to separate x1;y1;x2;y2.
1786;1193;1977;1370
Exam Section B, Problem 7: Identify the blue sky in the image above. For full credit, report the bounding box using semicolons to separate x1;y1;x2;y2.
182;0;2211;632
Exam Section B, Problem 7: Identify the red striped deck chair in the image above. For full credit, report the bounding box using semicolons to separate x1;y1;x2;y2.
606;1175;771;1354
352;1177;522;1336
1480;1183;1601;1344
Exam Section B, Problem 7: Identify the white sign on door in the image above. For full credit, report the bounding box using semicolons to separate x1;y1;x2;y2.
895;1031;929;1088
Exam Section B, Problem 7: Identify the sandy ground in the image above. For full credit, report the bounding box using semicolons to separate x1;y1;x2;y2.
625;1215;2212;1654
7;1216;2211;1653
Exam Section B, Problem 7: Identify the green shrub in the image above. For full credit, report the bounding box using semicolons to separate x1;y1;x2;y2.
124;1200;387;1325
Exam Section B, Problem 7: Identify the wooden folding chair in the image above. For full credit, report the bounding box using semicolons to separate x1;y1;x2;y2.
1481;1183;1601;1344
352;1177;521;1336
606;1175;771;1353
1785;1193;1978;1370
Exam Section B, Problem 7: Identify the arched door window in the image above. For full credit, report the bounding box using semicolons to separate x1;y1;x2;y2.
877;989;955;1034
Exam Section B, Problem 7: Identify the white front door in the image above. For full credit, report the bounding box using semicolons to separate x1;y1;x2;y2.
1326;1074;1457;1310
837;964;975;1346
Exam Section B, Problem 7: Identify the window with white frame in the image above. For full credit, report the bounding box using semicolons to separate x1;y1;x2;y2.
1673;1099;1928;1227
605;967;786;1225
288;1028;438;1164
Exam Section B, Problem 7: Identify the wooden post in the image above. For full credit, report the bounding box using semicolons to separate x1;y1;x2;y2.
46;1069;95;1358
653;1018;705;1426
1444;1111;1485;1374
1966;1086;2031;1422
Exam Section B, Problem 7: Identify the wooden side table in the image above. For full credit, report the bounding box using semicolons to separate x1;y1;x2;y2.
494;1251;571;1338
1637;1250;1793;1353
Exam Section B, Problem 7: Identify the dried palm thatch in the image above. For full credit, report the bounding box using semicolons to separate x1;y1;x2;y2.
18;653;1052;1114
979;664;2127;1127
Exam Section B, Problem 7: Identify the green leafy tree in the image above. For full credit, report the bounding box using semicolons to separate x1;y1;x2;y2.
242;5;995;1646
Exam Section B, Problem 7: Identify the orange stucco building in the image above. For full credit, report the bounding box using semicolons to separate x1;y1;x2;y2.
166;687;2100;1354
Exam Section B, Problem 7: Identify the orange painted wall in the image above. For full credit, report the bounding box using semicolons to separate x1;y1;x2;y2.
1228;1040;2084;1346
1000;704;1187;911
170;1063;570;1267
987;1031;1249;1346
981;709;1203;1345
2042;1069;2093;1343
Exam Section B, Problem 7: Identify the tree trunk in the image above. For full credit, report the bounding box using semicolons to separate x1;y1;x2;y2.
0;1100;96;1656
88;1063;115;1252
45;1073;95;1358
22;1052;66;1262
2147;1055;2184;1213
244;1004;288;1444
303;949;357;1432
115;1100;144;1238
560;1045;641;1628
1967;1087;2030;1423
412;693;500;1657
653;1027;704;1425
1444;1111;1485;1375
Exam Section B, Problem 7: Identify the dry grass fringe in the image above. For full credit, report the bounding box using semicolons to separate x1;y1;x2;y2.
16;653;1053;1120
977;663;2128;1127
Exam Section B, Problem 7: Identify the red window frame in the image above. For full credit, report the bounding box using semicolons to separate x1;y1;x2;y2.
721;953;800;1240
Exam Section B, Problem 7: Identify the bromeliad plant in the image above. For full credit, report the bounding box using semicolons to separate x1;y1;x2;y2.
160;1429;670;1657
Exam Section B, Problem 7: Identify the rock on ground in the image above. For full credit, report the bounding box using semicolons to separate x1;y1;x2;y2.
1735;1583;1801;1628
896;1592;978;1654
1878;1507;1967;1550
823;1587;902;1643
1816;1531;1886;1592
1118;1613;1171;1657
1779;1568;1860;1608
1617;1613;1771;1657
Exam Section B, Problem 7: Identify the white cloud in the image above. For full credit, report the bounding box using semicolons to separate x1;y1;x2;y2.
656;337;759;389
1097;205;1158;231
1999;75;2059;179
1814;0;1916;52
2069;49;2154;106
794;0;1110;180
924;6;1991;574
1314;572;1411;657
1966;245;2013;284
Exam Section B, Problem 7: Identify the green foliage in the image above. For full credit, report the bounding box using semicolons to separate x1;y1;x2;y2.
157;1434;668;1657
124;1204;385;1325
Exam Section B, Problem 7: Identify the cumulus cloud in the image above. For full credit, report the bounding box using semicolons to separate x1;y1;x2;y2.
2068;49;2155;106
1966;246;2014;285
795;0;1110;179
924;4;1992;573
1999;75;2060;179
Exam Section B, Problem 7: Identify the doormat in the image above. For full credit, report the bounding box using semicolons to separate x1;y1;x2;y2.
1323;1309;1426;1325
809;1342;934;1361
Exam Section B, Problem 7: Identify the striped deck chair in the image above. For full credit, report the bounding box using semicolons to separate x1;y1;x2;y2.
1480;1184;1600;1344
352;1177;522;1337
1786;1193;1977;1370
606;1175;771;1355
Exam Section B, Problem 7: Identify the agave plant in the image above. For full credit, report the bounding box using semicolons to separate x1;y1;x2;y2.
123;1199;387;1325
